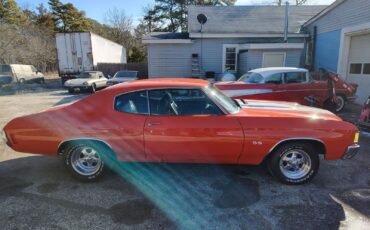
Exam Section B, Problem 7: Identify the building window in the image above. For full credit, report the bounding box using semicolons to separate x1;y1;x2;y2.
363;63;370;75
223;45;238;72
349;63;362;74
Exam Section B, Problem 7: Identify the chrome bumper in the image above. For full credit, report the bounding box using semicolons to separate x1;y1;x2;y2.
342;144;360;160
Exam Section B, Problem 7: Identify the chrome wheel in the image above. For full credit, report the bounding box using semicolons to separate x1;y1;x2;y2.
336;95;345;112
71;146;102;176
279;149;312;180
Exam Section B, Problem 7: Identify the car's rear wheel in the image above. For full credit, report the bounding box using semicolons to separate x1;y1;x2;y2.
268;142;319;185
63;143;105;182
335;95;346;112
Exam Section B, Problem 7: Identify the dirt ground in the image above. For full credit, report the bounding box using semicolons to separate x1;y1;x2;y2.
0;84;369;230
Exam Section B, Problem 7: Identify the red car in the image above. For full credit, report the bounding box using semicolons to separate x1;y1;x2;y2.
216;67;358;112
1;79;360;184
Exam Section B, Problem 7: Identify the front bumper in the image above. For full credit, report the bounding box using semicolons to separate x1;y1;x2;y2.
1;129;10;147
341;144;360;159
64;85;89;91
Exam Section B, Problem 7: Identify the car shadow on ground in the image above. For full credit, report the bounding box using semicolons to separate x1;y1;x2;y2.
51;92;88;106
2;154;369;229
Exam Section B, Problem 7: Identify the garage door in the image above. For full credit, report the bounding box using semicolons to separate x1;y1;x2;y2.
347;33;370;104
262;53;286;68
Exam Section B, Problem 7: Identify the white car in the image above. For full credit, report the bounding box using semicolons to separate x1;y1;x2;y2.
64;71;107;93
107;70;139;86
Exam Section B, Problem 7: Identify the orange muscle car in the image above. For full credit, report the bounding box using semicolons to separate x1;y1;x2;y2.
1;78;360;184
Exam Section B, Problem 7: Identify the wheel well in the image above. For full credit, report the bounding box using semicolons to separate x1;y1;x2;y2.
337;93;347;101
264;139;326;162
58;139;114;156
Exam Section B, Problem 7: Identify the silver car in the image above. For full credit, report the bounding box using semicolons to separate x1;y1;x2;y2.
107;71;139;86
64;71;107;93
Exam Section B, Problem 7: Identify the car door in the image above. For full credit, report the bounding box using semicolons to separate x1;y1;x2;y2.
112;90;149;161
283;71;325;106
144;88;244;163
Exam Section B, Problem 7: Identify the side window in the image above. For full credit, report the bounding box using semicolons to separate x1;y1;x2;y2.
284;72;307;84
31;66;38;72
114;91;149;114
148;89;222;116
264;73;283;84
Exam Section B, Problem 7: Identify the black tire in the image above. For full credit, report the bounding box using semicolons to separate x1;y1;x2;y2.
38;77;45;84
68;88;74;93
63;142;106;182
90;84;96;93
267;142;319;185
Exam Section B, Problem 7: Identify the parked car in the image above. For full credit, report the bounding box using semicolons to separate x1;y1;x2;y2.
64;71;107;93
358;96;370;131
2;79;359;184
0;64;44;86
216;67;358;112
107;70;139;86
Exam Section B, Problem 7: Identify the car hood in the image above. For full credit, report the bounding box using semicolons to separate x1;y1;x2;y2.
236;99;341;121
65;78;89;85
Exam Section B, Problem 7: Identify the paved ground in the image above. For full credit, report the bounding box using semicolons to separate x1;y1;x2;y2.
0;86;369;230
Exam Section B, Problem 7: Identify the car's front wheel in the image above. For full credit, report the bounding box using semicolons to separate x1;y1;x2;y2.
63;143;105;182
268;142;319;185
90;83;96;93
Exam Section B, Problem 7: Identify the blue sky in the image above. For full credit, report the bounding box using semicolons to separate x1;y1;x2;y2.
16;0;336;25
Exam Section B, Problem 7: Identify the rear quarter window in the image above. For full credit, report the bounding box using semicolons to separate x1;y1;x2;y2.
114;91;149;115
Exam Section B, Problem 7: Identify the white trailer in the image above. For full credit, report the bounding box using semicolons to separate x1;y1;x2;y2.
55;32;126;82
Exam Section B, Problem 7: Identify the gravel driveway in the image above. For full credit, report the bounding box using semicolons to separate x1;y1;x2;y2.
0;87;369;230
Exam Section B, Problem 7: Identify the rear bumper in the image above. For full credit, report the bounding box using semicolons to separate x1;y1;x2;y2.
341;144;360;160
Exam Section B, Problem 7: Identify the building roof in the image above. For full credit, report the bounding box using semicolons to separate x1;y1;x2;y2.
188;5;327;34
303;0;345;27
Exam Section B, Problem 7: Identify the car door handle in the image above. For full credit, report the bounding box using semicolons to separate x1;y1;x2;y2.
147;122;161;127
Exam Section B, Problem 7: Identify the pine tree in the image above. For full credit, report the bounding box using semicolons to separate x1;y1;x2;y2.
0;0;27;25
48;0;92;32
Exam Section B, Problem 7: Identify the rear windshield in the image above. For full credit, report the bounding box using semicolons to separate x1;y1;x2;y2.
78;72;96;79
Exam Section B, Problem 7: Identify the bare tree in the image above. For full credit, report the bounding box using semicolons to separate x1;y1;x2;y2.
273;0;310;6
104;8;134;50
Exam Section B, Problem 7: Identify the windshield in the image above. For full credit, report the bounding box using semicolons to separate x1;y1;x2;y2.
114;71;138;78
238;72;264;83
78;72;94;79
204;84;240;114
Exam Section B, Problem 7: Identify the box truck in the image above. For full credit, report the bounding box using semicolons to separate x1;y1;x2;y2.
55;32;126;83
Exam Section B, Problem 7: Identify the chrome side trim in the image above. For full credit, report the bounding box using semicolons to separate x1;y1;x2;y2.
57;138;114;155
268;137;326;154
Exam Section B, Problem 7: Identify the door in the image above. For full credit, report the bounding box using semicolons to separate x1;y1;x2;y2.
144;88;244;163
112;90;149;161
262;53;286;67
282;71;326;106
347;33;370;104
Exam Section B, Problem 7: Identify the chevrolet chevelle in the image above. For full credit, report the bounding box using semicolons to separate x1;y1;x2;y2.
1;79;360;184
